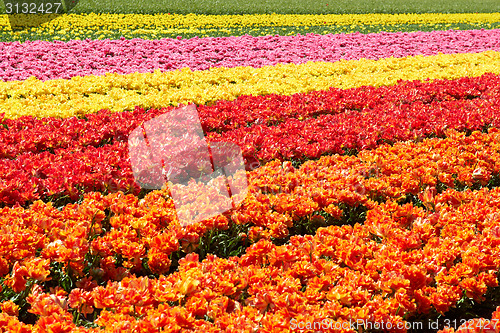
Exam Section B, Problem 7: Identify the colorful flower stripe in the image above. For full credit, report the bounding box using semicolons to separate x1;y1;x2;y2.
2;73;497;159
3;73;500;207
2;183;500;331
3;11;500;332
2;13;500;31
2;51;500;119
2;29;500;82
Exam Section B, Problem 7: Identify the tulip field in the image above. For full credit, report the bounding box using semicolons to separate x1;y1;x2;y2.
2;1;500;332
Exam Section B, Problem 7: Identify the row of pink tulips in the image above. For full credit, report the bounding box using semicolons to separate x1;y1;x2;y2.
1;29;500;81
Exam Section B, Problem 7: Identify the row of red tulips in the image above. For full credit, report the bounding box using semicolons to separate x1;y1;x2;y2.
1;73;499;160
207;96;500;161
2;182;500;332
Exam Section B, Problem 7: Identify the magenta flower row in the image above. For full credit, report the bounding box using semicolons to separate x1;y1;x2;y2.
1;29;500;81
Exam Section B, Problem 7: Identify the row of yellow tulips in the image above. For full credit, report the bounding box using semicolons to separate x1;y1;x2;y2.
2;13;500;31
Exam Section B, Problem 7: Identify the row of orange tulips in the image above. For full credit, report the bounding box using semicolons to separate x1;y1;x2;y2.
2;181;500;331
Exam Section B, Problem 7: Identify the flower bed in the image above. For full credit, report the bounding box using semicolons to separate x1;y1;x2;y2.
2;182;500;331
2;8;500;333
2;29;500;81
